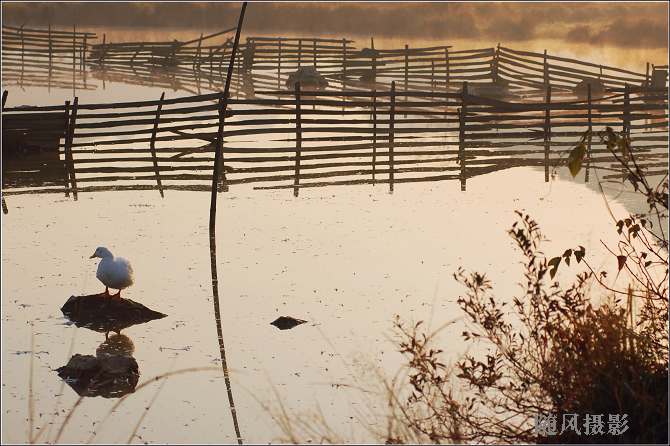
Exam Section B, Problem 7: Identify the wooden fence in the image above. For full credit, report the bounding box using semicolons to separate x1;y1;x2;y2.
1;25;96;92
2;84;667;201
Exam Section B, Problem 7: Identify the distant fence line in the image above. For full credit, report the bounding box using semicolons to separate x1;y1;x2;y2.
3;24;669;101
2;82;667;203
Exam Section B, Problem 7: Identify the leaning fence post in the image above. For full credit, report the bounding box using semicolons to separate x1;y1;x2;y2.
2;92;9;212
459;82;468;191
298;39;302;67
585;84;592;183
64;97;79;200
372;87;377;183
342;38;347;112
62;100;72;197
293;82;302;197
389;81;396;193
645;62;650;88
313;40;317;68
445;47;450;89
543;49;549;88
404;44;409;106
623;83;630;136
72;25;77;95
544;85;552;183
216;93;230;192
150;92;166;197
277;38;282;90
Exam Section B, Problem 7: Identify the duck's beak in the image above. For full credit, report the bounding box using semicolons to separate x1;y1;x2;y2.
89;253;96;259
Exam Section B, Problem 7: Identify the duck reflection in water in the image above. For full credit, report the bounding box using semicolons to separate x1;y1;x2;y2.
57;333;139;398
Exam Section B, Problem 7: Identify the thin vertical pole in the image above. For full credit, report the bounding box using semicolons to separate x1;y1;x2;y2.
372;88;377;183
82;34;87;71
277;38;282;90
445;47;450;89
342;39;347;113
62;100;71;197
72;25;76;96
623;83;630;136
544;85;552;183
645;62;650;88
150;92;165;197
293;82;302;197
215;94;229;192
431;59;435;100
298;39;302;67
459;82;468;191
543;49;549;88
313;40;317;68
64;97;79;201
207;7;247;444
20;25;25;86
48;24;52;92
585;84;592;183
2;92;8;213
404;44;409;104
371;37;377;87
389;81;396;193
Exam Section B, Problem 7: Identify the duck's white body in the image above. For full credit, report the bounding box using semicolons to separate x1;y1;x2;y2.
91;247;134;294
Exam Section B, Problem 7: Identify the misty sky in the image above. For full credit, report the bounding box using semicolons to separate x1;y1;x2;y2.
2;2;668;49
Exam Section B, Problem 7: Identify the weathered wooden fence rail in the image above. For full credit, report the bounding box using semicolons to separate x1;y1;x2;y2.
2;85;667;199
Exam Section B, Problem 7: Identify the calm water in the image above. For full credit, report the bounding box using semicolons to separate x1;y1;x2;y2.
2;29;667;444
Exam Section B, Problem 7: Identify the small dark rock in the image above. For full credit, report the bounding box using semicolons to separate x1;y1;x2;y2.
61;293;167;333
271;316;308;330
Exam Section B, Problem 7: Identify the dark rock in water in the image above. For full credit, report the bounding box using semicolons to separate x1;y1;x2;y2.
61;293;167;333
56;353;139;398
271;316;308;330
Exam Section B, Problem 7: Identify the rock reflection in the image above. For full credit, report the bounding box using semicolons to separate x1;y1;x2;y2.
57;334;140;398
56;294;166;398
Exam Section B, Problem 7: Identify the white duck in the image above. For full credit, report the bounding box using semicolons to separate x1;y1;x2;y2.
89;247;134;298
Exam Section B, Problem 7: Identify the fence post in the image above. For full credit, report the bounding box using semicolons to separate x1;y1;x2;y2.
293;82;302;197
389;81;396;193
72;25;76;95
543;49;549;88
64;97;79;200
645;62;650;88
298;39;302;67
150;92;166;197
459;82;468;191
2;92;8;213
62;100;71;197
404;44;409;104
371;37;377;85
278;38;282;90
431;59;435;100
544;85;552;183
342;38;347;113
493;42;500;81
585;84;592;183
623;83;630;136
48;24;52;91
82;34;87;71
216;93;230;192
313;40;317;68
445;47;450;89
372;87;377;183
20;25;25;84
